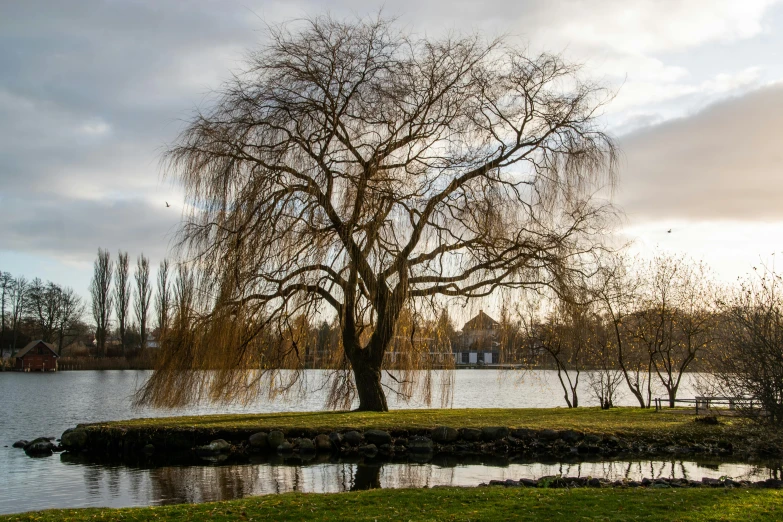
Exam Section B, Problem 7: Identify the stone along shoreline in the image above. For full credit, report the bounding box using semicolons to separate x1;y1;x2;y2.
53;408;781;466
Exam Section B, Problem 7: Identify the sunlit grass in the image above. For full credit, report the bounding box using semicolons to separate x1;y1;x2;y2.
85;407;752;441
3;487;782;521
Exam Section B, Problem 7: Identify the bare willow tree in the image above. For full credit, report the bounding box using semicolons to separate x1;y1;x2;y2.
134;254;152;353
139;15;617;411
115;251;130;355
90;248;113;356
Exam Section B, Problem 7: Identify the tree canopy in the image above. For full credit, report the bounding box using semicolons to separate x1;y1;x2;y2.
138;14;618;411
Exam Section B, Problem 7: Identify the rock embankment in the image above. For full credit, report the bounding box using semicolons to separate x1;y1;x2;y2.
11;436;63;457
58;422;742;465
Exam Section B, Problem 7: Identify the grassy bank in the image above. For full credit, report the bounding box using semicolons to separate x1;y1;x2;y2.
4;486;783;521
86;407;749;440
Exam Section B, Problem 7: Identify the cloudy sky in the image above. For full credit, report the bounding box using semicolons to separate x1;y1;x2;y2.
2;0;783;296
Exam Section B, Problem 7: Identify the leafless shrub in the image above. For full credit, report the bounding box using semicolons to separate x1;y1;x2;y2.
714;264;783;424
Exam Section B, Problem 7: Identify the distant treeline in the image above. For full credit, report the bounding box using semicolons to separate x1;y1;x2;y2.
0;271;89;357
1;248;171;360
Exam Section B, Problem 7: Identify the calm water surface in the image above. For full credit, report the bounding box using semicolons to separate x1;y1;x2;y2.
0;370;774;514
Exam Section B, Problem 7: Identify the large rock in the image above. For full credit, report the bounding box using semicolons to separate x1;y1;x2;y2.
481;426;509;441
460;428;482;441
407;436;433;453
364;429;392;446
583;433;602;444
267;430;286;448
12;440;29;449
24;438;54;456
359;444;378;457
315;434;333;451
196;439;231;456
559;430;583;443
297;438;315;452
431;426;459;443
328;432;343;446
539;429;559;441
60;428;88;451
248;432;268;449
343;430;364;446
510;428;534;440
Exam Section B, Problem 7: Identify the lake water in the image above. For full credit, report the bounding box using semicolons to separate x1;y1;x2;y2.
0;370;775;514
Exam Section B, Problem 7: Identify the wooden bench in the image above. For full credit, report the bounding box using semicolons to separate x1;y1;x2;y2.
654;396;757;414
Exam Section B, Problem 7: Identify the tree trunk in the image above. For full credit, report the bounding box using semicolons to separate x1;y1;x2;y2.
668;386;678;408
352;464;382;490
349;346;388;412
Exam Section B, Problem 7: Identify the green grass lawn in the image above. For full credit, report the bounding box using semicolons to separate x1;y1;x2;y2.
85;407;750;442
3;487;782;521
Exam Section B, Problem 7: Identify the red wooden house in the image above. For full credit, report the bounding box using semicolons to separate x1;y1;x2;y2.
15;340;59;372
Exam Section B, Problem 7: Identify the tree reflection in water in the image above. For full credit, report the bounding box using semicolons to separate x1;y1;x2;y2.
63;459;783;508
351;464;381;491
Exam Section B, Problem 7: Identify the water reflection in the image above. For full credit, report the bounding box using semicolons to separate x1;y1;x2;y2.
41;458;781;510
0;370;777;514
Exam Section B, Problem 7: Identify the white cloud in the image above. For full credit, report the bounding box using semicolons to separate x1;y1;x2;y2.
543;0;779;55
80;119;110;135
617;83;783;221
606;65;764;120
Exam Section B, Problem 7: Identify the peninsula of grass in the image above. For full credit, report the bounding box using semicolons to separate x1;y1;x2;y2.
83;407;752;441
4;486;783;521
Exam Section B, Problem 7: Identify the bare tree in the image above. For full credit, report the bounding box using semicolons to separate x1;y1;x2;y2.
27;278;64;343
90;248;113;356
134;254;152;354
522;293;591;408
714;264;783;424
114;251;130;355
0;271;12;357
632;255;715;407
139;15;617;411
55;287;84;355
9;276;27;356
155;259;171;337
585;320;624;409
594;255;653;408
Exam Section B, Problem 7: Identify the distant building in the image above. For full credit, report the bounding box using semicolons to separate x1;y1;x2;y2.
61;340;90;357
454;311;500;365
15;340;59;372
